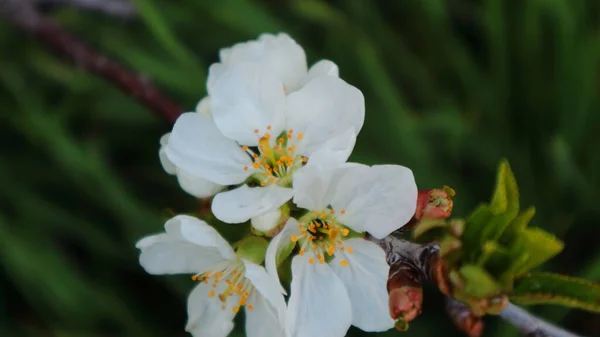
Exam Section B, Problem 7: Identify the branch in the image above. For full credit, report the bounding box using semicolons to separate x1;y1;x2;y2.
373;235;585;337
33;0;136;18
500;302;582;337
0;0;183;123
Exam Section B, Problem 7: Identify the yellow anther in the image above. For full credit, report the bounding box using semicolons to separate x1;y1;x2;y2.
278;138;284;144
319;257;325;264
291;235;298;242
247;305;254;311
308;258;315;264
253;162;260;168
320;213;326;219
244;166;248;171
253;153;259;158
300;229;307;235
297;223;304;229
288;129;294;134
260;181;266;186
191;275;197;281
327;245;335;256
299;249;305;255
341;209;346;214
347;246;354;254
313;210;319;215
208;290;215;298
297;133;304;140
342;229;350;236
340;260;349;267
233;306;240;313
302;157;308;163
266;125;272;130
242;145;248;151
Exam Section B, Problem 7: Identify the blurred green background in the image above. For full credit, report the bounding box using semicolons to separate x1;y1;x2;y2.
1;0;599;336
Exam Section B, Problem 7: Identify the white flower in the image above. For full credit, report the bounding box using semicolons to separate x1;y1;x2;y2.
136;215;287;337
159;97;224;198
165;33;364;224
265;163;418;337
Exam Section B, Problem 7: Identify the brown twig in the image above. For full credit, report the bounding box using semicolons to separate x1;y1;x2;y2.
0;0;183;123
33;0;136;18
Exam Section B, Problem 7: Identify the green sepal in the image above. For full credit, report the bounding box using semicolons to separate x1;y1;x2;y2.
276;237;296;267
458;264;500;298
235;236;269;265
394;318;409;331
511;273;600;312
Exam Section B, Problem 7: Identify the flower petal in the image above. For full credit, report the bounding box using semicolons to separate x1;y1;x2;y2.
287;254;352;337
286;76;364;157
305;127;357;168
331;164;418;238
243;260;287;325
160;130;224;198
331;238;394;331
306;59;339;83
251;209;282;233
166;112;252;185
292;160;366;211
195;96;212;116
165;215;236;260
209;62;286;146
292;163;337;211
245;289;286;337
186;283;236;337
176;170;224;198
217;33;307;92
265;218;300;295
135;233;225;275
159;133;177;174
212;185;293;224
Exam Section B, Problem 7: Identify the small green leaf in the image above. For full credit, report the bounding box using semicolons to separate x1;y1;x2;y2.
235;236;269;265
490;160;520;216
459;264;500;298
511;273;600;312
512;228;564;276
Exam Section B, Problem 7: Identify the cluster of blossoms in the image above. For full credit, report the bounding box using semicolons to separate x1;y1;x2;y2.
137;33;418;337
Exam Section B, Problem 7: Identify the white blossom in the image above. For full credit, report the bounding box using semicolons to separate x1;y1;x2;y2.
266;163;418;337
136;215;287;337
165;33;364;224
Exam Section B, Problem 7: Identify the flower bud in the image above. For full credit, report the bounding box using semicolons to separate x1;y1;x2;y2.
415;186;455;221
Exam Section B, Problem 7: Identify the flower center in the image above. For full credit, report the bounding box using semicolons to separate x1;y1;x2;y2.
291;209;354;267
191;262;254;313
242;126;307;187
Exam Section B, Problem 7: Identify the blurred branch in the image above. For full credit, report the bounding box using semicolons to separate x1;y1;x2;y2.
33;0;136;18
500;302;581;337
0;0;182;123
373;235;585;337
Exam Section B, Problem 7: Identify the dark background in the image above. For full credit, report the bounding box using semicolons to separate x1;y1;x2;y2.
1;0;599;336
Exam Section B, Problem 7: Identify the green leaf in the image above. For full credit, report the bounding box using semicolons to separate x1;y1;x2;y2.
490;160;520;216
459;264;500;298
511;273;600;312
512;228;564;276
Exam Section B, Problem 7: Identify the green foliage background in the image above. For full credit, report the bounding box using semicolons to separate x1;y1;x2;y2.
1;0;599;336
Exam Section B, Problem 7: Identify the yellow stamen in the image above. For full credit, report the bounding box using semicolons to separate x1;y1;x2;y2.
340;260;349;267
